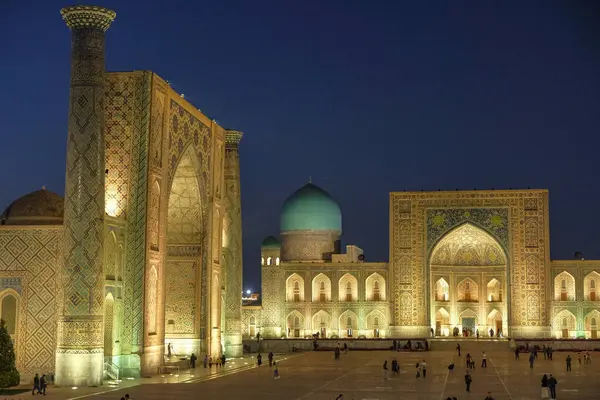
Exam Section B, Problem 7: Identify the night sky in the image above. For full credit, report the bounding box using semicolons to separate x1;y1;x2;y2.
2;1;599;293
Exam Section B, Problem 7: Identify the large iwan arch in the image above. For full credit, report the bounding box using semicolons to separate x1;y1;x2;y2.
429;223;508;336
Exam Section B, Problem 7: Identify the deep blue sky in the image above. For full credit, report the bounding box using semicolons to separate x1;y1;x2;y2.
1;1;599;292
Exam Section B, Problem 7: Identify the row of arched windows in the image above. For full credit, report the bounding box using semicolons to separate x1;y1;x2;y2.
433;278;502;302
261;257;280;266
286;273;386;302
554;271;599;301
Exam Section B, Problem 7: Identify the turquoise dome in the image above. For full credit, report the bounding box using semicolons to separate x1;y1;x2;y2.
261;235;281;249
280;183;342;232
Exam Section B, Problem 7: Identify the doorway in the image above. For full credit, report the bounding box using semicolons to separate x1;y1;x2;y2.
462;317;476;335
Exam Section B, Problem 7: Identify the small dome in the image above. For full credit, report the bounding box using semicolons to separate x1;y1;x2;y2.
1;189;64;225
280;183;342;232
261;235;281;249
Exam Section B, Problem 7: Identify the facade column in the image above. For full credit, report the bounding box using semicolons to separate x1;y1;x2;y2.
223;130;244;357
56;5;115;387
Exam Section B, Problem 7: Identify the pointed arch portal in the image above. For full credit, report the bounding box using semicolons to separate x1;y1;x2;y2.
429;223;508;337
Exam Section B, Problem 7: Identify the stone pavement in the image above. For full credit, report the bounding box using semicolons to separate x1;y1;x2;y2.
6;345;599;399
1;354;269;399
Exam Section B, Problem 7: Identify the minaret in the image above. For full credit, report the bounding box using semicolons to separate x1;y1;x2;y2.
223;130;244;356
56;5;115;387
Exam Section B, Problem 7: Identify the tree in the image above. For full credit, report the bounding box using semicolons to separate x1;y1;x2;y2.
0;319;19;389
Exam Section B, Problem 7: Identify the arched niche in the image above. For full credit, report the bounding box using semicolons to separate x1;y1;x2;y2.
486;278;502;302
584;271;600;301
312;310;331;338
312;273;331;302
553;309;576;338
366;310;386;338
554;271;576;301
286;273;305;302
434;278;449;301
338;273;358;302
338;310;358;338
286;310;304;338
365;273;386;301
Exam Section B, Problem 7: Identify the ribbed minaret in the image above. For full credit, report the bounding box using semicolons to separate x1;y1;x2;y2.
56;5;115;387
223;130;244;356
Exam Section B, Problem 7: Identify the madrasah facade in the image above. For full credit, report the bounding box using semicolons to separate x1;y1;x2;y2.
242;183;600;343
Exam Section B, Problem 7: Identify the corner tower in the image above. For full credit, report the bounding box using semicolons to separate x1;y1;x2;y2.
56;5;115;387
222;130;244;356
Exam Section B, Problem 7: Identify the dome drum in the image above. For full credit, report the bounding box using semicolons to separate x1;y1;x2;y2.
280;230;341;262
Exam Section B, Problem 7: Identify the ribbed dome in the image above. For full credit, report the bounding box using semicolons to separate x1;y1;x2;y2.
280;183;342;232
261;235;281;249
1;189;64;225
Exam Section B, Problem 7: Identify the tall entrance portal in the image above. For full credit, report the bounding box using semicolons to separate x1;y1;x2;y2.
429;223;508;337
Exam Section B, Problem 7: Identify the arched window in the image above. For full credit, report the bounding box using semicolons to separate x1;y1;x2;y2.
592;318;597;326
591;279;596;289
319;281;326;302
465;281;471;301
346;317;352;328
267;257;272;265
294;316;300;328
562;318;567;327
276;257;280;266
561;279;566;290
374;317;379;328
250;316;256;325
1;294;17;335
346;281;352;301
373;281;380;301
293;281;300;302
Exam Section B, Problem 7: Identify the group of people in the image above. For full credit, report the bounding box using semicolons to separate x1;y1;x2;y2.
256;351;280;379
31;374;48;395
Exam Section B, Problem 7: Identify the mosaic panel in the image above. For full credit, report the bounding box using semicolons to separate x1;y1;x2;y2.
0;228;60;379
390;191;550;330
426;208;509;250
105;73;135;219
165;260;197;335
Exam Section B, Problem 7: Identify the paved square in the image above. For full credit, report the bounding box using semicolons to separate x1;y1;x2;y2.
86;344;598;400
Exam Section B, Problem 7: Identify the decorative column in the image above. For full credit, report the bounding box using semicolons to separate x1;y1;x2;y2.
223;130;244;357
56;5;115;387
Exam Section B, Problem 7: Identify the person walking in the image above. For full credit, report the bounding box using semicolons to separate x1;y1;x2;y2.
456;343;461;356
421;360;427;378
566;355;572;372
515;347;520;360
541;374;549;399
268;351;274;367
273;362;280;379
40;374;47;395
547;374;557;400
382;360;388;380
257;353;262;367
190;353;197;368
32;373;40;395
529;352;535;369
481;351;487;368
464;370;472;392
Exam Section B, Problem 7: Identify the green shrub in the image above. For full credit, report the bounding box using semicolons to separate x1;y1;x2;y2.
0;319;20;388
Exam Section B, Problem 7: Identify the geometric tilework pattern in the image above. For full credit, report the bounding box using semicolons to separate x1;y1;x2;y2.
390;191;550;332
0;228;60;379
60;26;107;335
164;261;196;335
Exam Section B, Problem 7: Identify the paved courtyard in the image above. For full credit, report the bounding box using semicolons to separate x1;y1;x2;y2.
80;343;597;400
